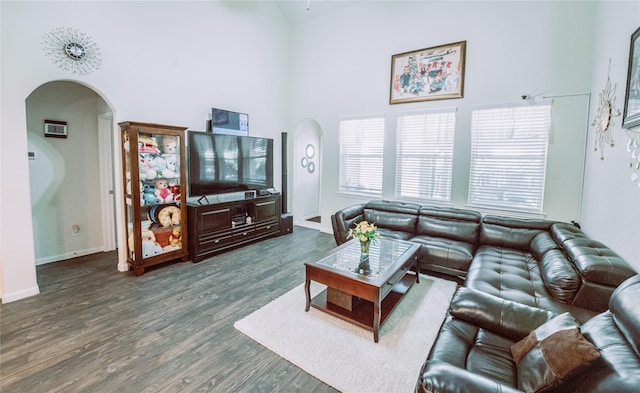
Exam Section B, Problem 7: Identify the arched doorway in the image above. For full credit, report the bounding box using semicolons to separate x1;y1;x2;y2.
25;80;124;270
293;119;322;229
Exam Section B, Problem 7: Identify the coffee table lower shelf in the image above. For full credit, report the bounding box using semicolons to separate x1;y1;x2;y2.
309;273;416;333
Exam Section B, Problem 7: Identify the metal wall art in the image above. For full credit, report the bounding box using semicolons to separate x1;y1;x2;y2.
591;59;621;160
42;27;102;75
622;26;640;186
301;144;316;174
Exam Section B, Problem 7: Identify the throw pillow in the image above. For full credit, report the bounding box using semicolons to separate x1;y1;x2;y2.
510;313;600;393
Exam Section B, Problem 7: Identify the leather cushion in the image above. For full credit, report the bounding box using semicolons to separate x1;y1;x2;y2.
376;227;413;241
573;310;640;392
550;222;588;246
411;235;476;272
364;209;417;233
466;246;597;322
529;232;559;261
426;315;519;387
450;287;555;341
416;216;480;244
538;249;581;304
608;274;640;357
563;238;635;287
480;216;552;251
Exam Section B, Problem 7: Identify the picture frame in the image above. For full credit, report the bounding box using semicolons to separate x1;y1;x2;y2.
44;120;68;138
390;41;466;105
623;26;640;129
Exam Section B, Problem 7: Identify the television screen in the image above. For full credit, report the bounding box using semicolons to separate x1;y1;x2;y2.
212;108;249;136
188;131;273;197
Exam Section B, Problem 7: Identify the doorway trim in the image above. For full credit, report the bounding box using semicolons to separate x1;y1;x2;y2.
98;112;116;252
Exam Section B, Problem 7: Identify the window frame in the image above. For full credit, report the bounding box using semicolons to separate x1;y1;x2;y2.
337;114;386;197
467;102;552;214
394;107;457;203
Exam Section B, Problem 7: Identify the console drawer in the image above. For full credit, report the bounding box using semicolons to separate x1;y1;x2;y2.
199;230;234;252
255;219;280;236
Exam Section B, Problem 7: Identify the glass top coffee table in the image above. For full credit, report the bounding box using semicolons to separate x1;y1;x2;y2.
304;238;420;342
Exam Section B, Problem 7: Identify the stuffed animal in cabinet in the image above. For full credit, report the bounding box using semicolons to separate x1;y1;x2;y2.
154;179;174;203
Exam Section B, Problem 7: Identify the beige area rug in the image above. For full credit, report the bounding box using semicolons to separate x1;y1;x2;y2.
234;275;458;393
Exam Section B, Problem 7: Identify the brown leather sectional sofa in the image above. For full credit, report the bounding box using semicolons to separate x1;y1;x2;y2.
331;199;639;392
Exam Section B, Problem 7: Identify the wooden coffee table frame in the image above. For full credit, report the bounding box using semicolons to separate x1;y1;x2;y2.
304;239;420;343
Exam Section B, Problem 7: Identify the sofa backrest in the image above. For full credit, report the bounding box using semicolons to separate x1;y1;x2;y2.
609;274;640;358
416;206;482;244
551;223;636;287
480;215;554;251
529;231;582;305
331;203;366;245
363;199;420;233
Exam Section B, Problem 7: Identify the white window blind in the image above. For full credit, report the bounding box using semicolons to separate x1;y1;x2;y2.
338;116;385;196
395;109;456;202
468;103;551;213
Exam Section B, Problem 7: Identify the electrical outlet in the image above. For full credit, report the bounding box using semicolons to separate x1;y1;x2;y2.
71;224;80;237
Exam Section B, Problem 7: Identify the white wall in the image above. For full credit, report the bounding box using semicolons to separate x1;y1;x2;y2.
0;1;291;302
581;1;640;271
27;81;104;263
288;1;597;231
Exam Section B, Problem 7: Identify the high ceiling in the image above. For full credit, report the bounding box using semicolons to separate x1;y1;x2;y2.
276;0;361;25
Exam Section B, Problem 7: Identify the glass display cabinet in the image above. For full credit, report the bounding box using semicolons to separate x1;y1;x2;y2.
119;121;189;275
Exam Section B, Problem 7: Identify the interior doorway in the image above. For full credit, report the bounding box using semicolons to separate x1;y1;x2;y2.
293;119;322;229
26;80;118;266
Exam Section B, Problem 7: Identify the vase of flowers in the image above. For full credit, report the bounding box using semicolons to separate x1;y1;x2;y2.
348;221;380;274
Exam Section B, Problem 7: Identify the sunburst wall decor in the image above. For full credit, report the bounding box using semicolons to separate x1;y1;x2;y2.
42;27;102;75
591;59;621;160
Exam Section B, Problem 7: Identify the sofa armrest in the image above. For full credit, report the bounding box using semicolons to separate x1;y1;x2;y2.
416;361;523;393
450;287;556;340
331;203;365;245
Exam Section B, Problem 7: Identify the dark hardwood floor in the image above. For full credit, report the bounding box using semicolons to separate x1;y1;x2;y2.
1;227;340;393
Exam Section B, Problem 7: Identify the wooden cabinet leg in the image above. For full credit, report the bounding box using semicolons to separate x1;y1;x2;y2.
134;267;145;276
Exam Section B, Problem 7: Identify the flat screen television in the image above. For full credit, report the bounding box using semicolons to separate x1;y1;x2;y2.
212;108;249;136
188;131;273;197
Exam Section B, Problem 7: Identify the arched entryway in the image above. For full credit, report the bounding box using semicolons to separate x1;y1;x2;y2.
292;118;323;229
25;80;125;271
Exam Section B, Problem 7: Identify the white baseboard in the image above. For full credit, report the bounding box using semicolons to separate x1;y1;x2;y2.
35;246;105;265
2;285;40;303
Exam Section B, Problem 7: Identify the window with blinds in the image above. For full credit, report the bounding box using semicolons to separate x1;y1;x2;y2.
338;116;385;196
468;103;552;213
395;109;456;202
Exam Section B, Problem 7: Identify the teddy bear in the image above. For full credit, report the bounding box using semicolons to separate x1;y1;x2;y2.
152;155;167;179
141;229;163;258
139;154;158;181
170;226;182;247
161;135;178;154
161;154;178;178
154;179;174;203
164;226;182;252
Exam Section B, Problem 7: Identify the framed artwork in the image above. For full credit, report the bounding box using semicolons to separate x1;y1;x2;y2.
390;41;466;105
44;120;68;138
623;26;640;129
